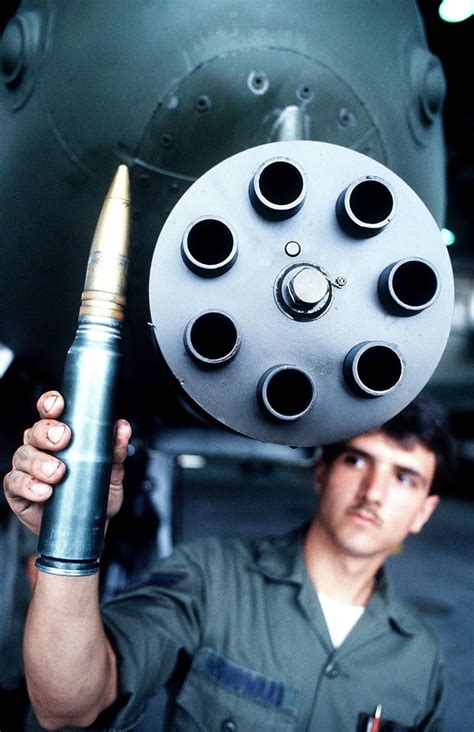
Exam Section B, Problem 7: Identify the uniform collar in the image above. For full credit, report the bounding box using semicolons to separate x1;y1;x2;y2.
370;570;418;637
248;524;308;585
249;524;418;638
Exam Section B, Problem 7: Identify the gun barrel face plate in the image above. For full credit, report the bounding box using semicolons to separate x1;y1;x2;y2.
149;141;454;446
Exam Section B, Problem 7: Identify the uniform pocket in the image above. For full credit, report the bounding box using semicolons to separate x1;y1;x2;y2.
172;647;299;731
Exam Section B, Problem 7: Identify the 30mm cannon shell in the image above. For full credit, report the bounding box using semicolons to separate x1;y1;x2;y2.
36;166;131;575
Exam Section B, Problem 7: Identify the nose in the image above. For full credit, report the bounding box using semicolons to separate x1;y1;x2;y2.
358;464;389;505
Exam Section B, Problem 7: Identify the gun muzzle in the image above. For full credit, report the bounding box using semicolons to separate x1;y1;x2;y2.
36;165;131;576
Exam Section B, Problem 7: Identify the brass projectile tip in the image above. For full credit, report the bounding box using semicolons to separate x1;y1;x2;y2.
106;164;131;206
80;165;131;320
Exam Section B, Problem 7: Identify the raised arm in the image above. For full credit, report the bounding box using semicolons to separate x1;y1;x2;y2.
3;391;131;729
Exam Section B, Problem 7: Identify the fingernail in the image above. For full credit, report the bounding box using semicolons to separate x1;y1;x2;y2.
47;425;65;444
44;395;59;413
42;460;59;477
31;483;48;496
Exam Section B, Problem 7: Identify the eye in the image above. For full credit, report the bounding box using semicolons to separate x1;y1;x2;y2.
397;471;417;488
341;452;365;468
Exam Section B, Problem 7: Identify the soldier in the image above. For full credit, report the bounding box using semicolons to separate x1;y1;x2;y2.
4;394;455;730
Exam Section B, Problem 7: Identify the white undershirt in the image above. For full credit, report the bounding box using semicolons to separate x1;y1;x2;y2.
317;592;365;648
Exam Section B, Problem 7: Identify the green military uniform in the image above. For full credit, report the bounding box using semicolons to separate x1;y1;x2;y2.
100;526;444;731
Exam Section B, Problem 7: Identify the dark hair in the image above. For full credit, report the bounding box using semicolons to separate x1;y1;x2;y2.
320;396;457;495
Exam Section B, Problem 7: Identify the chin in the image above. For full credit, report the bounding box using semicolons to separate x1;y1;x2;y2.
337;535;388;559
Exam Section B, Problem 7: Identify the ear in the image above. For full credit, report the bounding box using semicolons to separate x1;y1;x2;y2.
409;494;440;534
315;460;327;496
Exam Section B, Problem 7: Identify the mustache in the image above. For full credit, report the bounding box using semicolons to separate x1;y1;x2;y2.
348;501;383;526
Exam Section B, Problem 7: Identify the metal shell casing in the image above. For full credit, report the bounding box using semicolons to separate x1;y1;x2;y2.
37;320;122;574
149;141;454;447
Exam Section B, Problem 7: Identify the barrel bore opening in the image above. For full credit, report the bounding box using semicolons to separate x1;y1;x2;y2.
355;346;403;394
391;260;439;308
348;179;394;225
186;312;239;364
258;161;304;206
261;368;314;420
185;219;236;267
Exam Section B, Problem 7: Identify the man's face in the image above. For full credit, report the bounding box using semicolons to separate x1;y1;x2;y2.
315;430;439;560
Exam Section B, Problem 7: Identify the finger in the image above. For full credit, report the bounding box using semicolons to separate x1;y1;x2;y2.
110;460;125;489
12;444;65;484
36;391;65;420
4;468;53;504
3;470;50;535
23;418;71;452
112;420;132;467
